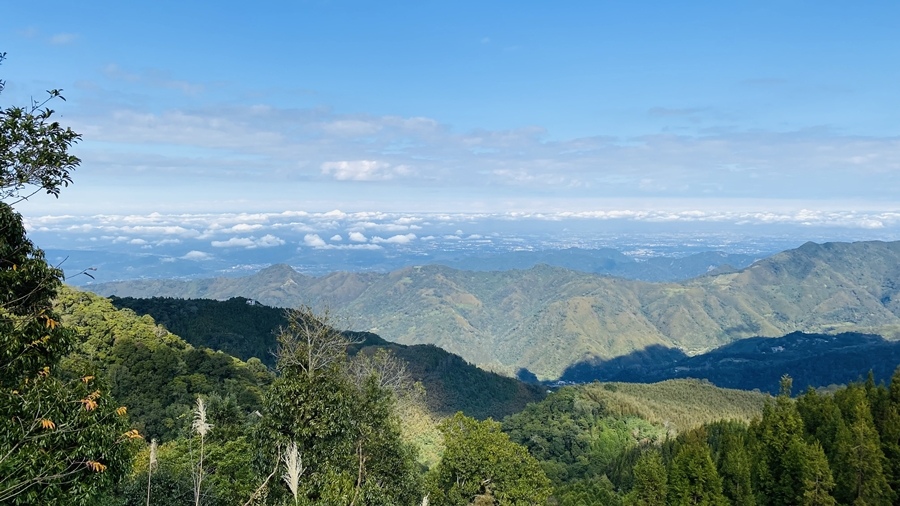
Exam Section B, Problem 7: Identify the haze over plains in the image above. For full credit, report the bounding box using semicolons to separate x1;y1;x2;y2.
3;1;899;275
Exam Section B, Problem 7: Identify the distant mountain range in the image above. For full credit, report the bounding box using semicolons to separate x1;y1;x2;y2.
53;245;763;286
433;248;759;281
88;240;900;380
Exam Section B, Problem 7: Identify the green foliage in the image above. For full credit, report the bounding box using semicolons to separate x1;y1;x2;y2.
253;307;422;505
110;296;285;367
577;380;768;431
121;436;258;506
427;412;551;506
109;296;546;421
0;75;135;504
800;442;836;506
0;53;79;202
666;429;726;506
554;476;622;506
712;425;755;506
0;202;72;389
830;385;894;505
624;450;667;506
503;380;766;486
0;373;137;504
55;287;272;441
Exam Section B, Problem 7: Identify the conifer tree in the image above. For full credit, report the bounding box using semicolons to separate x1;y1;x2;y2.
832;386;894;505
800;441;835;506
625;449;667;506
752;376;829;506
667;429;726;506
717;430;755;506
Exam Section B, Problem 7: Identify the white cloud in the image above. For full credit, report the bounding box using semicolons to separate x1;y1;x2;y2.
230;223;264;232
212;237;255;248
181;250;212;261
255;234;286;247
330;234;343;241
321;160;413;181
304;234;327;247
52;94;900;216
318;243;383;251
321;119;382;136
212;234;286;249
348;231;368;242
372;233;416;244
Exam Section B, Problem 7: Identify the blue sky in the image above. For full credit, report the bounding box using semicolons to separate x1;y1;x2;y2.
2;1;899;222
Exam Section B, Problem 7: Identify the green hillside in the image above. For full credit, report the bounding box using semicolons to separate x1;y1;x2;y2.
89;240;900;379
501;379;769;484
54;287;273;442
108;295;545;420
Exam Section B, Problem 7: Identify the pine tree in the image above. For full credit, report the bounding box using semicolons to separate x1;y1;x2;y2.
625;449;667;506
717;430;755;506
667;429;726;506
800;441;835;506
832;387;894;505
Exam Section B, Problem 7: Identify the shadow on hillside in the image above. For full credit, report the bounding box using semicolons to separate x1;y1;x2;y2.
558;345;687;383
556;332;900;395
516;368;540;384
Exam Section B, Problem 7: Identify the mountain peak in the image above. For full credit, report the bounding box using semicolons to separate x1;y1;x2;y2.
255;263;301;278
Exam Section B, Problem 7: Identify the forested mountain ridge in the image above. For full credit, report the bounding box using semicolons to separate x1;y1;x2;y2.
107;295;546;420
89;240;900;380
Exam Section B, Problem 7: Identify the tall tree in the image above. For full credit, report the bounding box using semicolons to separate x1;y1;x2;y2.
832;386;894;505
253;306;421;505
427;412;551;506
625;449;667;506
751;376;835;506
800;441;835;506
667;429;726;506
0;54;136;504
716;430;755;506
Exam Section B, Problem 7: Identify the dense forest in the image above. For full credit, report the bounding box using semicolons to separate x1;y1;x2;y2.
108;295;546;420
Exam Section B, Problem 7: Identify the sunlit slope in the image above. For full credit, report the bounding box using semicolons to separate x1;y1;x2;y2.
91;240;900;379
575;379;769;430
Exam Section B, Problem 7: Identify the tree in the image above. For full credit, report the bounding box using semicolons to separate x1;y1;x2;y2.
426;412;551;506
716;430;754;506
0;55;136;503
800;442;835;506
751;376;840;506
275;305;354;381
666;430;726;506
254;305;421;505
0;52;80;203
625;449;667;506
831;386;894;505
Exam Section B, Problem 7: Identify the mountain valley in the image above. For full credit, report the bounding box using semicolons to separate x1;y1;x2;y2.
91;239;900;380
